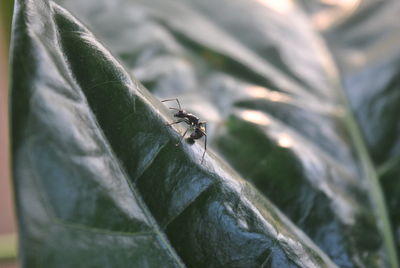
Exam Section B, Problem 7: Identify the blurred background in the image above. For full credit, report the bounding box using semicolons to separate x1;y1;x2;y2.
1;0;17;267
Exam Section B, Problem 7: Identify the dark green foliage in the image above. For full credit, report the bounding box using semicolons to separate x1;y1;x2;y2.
10;0;400;267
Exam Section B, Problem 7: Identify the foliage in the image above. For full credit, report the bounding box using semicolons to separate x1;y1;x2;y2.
11;0;400;267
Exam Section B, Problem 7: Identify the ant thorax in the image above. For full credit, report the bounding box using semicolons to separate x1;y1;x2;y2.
174;111;199;125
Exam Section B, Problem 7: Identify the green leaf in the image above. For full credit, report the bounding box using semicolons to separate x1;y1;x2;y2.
308;1;400;259
10;0;338;267
50;0;399;267
0;0;14;45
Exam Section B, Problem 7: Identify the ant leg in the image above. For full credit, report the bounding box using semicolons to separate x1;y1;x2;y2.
166;119;184;126
201;134;207;164
176;128;189;146
199;122;207;164
161;98;181;110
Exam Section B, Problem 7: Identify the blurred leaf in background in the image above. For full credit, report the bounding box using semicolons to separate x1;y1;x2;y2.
301;1;400;265
0;0;14;44
0;0;17;268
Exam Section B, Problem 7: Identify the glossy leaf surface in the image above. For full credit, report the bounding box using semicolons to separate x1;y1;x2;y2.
10;0;338;267
51;0;399;267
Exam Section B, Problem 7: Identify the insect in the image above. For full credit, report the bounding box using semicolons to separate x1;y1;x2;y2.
162;98;207;164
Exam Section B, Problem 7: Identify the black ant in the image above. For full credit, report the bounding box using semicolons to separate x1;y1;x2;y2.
162;98;207;164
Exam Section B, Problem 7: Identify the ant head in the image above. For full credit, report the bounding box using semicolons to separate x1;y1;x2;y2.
172;109;185;118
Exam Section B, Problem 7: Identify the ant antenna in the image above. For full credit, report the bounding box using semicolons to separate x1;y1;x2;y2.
162;98;182;110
